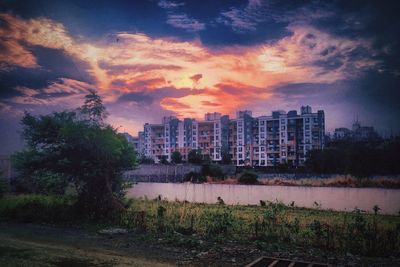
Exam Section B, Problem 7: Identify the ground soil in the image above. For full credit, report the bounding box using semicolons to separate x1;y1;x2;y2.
0;223;399;266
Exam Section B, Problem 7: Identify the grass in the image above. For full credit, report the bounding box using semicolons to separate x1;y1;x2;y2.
121;198;400;256
215;174;400;188
1;194;399;257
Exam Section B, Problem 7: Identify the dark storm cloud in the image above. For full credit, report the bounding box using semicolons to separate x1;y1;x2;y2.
117;92;154;104
115;87;200;105
0;46;94;101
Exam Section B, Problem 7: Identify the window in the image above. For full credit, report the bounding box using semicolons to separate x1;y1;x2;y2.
305;118;310;123
261;146;265;151
281;126;285;130
281;119;285;124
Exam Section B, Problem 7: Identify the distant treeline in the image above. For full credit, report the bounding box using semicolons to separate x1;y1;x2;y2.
306;137;400;177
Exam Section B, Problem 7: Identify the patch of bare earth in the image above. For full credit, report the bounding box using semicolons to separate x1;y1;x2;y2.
0;223;399;266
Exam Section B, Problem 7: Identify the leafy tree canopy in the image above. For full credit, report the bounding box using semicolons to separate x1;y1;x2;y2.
12;91;137;220
171;151;182;164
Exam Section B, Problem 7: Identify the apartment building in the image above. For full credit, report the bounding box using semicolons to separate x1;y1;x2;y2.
131;106;325;166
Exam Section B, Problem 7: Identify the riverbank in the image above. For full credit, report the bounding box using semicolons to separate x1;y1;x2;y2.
127;182;400;214
217;175;400;188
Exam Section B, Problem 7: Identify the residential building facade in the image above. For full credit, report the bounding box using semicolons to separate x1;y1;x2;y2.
128;106;325;166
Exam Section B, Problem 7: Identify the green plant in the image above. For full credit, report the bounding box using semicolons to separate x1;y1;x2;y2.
183;171;205;183
12;91;137;221
0;171;9;198
171;151;182;164
0;194;75;223
238;170;258;184
202;208;233;237
202;164;225;180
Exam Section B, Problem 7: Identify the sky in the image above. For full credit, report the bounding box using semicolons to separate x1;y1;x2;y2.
0;0;400;153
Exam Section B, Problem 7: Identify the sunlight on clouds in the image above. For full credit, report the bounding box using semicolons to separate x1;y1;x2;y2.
0;13;380;122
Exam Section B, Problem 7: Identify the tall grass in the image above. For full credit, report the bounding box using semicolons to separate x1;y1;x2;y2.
120;198;400;256
0;194;76;223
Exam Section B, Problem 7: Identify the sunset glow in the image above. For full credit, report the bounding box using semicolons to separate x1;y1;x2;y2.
1;0;399;152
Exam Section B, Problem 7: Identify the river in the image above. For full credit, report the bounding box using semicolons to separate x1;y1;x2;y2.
127;183;400;215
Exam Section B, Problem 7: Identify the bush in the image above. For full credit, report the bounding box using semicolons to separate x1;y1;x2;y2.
183;171;206;183
187;149;203;164
32;170;69;195
238;170;258;184
202;208;233;237
202;164;225;180
0;194;75;223
0;178;9;198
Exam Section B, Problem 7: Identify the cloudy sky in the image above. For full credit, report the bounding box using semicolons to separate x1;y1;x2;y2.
1;0;399;153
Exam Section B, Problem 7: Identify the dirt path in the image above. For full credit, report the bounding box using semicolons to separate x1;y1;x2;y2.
1;223;399;266
0;224;176;267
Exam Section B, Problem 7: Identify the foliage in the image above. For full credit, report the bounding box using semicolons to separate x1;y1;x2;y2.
78;89;109;124
139;156;155;164
120;198;400;257
31;170;69;195
202;208;233;237
2;194;399;257
0;171;9;198
171;151;182;164
201;164;225;180
220;145;231;164
187;149;203;164
238;169;259;184
159;155;169;164
183;171;206;183
12;91;137;220
306;138;400;177
0;195;75;223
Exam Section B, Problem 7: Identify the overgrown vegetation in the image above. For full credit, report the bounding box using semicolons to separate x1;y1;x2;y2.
2;195;398;257
238;169;259;184
0;171;9;198
306;138;400;177
202;164;225;180
11;91;137;221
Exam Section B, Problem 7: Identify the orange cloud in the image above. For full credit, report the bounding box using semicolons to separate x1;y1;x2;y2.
0;13;379;122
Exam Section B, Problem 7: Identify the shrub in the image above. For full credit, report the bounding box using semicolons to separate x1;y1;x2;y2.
32;170;69;195
238;170;258;184
202;164;225;180
171;151;182;164
0;194;75;223
187;149;203;164
0;171;9;198
183;171;206;183
202;208;233;237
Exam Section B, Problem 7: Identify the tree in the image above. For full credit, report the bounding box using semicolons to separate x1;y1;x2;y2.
79;89;109;124
221;145;231;164
12;91;136;220
238;170;258;184
171;151;182;164
159;155;169;164
188;149;203;164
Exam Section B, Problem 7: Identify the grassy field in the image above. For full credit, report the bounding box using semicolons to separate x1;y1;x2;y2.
1;194;399;258
122;198;400;256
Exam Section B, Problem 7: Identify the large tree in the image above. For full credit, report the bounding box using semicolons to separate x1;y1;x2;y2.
13;91;136;220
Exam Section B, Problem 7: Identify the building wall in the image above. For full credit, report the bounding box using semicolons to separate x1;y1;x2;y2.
130;106;325;167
